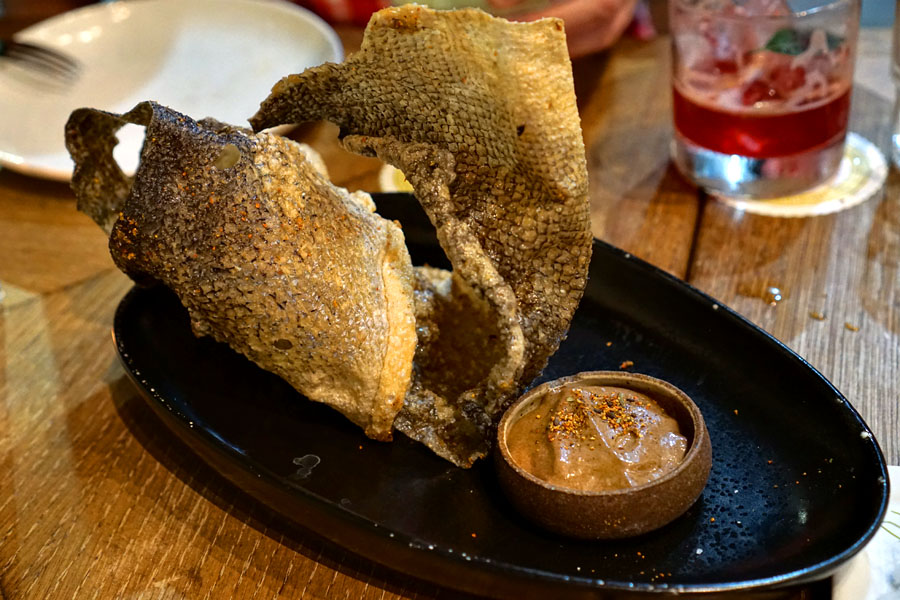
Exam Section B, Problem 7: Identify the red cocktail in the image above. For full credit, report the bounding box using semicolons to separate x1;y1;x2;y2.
669;0;860;198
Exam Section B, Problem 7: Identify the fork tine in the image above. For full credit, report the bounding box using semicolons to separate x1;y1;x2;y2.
1;39;79;82
5;51;77;80
9;41;80;72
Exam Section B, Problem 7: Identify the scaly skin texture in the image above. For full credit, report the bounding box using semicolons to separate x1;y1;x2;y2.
66;102;417;441
251;6;592;466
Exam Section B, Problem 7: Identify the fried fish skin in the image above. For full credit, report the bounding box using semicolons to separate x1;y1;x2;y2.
251;6;592;466
66;102;417;440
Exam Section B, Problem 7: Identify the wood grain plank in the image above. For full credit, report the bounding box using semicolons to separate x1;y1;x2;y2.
687;85;899;464
0;21;428;600
0;270;488;600
0;270;454;600
0;7;885;598
581;37;701;278
0;171;113;297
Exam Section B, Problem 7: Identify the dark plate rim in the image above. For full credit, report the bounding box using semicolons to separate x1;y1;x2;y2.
112;198;890;595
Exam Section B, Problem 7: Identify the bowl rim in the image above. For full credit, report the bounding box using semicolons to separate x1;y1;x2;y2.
496;370;709;498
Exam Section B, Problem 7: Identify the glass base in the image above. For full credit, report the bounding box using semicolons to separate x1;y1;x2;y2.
891;132;900;169
671;133;846;199
711;133;887;218
892;91;900;168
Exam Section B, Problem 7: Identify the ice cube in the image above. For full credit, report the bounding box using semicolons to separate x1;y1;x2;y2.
733;0;792;17
741;79;779;105
676;32;715;71
770;63;807;96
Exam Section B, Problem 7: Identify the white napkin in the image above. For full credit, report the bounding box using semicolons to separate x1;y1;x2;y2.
833;465;900;599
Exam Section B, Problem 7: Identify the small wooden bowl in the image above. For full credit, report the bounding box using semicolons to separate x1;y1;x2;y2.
495;371;712;539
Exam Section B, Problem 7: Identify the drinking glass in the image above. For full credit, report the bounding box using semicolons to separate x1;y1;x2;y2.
892;0;900;167
670;0;861;198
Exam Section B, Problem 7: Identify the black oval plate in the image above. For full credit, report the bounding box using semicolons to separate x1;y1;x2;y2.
114;193;888;598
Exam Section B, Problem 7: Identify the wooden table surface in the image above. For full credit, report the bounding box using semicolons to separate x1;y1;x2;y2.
1;4;896;599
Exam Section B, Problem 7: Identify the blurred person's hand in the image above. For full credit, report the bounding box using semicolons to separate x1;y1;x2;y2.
295;0;654;56
491;0;646;57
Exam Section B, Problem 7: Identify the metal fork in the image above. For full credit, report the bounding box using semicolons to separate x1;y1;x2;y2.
0;38;80;83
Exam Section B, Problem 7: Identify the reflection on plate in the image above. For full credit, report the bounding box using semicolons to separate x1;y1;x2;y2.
114;194;888;598
0;0;342;180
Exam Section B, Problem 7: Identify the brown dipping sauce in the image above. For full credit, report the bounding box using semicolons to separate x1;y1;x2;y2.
506;385;687;492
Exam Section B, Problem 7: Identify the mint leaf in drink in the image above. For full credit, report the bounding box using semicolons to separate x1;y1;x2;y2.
825;32;845;51
763;28;845;55
764;29;806;55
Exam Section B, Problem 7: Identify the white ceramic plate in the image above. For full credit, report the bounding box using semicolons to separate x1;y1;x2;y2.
0;0;342;180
